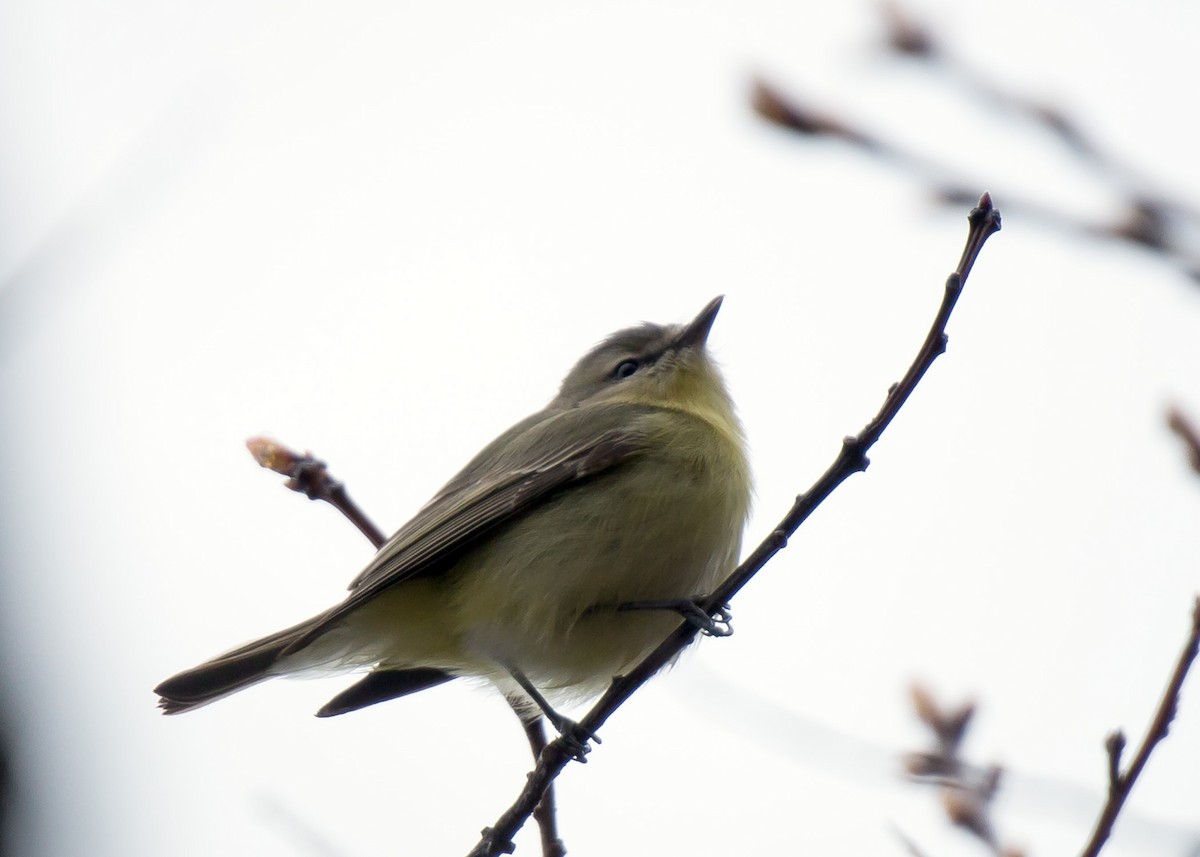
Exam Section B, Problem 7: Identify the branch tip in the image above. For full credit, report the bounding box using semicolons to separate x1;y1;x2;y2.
968;194;1002;237
1104;731;1125;790
1080;600;1200;857
246;436;303;476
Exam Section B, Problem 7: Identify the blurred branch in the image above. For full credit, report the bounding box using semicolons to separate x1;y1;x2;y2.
246;438;565;857
878;1;1108;166
903;600;1200;857
1079;597;1200;857
1167;407;1200;477
467;195;1001;857
680;661;1200;851
905;599;1200;857
751;79;882;151
904;685;1023;857
752;2;1200;282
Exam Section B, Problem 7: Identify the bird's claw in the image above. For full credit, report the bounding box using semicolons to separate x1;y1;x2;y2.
548;715;601;762
679;600;733;637
612;597;733;637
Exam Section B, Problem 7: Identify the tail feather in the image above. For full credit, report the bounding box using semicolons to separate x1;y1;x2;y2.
154;621;314;714
316;668;455;718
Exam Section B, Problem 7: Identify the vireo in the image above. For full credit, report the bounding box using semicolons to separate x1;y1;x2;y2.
155;297;752;740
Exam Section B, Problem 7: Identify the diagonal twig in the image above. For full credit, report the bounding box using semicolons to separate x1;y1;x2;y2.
1079;597;1200;857
466;193;1002;857
246;439;387;547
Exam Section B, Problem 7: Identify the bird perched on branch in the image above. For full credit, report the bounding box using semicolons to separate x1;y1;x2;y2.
155;296;751;748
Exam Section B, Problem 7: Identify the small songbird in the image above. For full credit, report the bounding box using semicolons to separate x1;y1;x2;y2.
155;297;752;743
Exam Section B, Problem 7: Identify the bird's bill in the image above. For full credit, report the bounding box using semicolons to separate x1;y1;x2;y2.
675;295;724;349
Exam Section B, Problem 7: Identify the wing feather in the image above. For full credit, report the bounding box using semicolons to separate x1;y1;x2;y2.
283;407;650;654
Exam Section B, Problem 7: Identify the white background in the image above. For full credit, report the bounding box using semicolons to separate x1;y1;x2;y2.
2;2;1199;856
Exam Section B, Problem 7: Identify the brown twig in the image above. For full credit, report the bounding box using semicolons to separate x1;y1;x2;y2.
516;716;566;857
246;438;387;548
466;194;1001;857
1078;597;1200;857
751;78;881;150
245;437;565;857
1167;407;1200;477
751;77;949;186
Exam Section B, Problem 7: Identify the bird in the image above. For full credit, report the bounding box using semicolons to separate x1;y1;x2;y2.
155;296;752;745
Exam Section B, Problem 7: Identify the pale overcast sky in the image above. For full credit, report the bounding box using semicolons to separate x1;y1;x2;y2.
2;2;1198;856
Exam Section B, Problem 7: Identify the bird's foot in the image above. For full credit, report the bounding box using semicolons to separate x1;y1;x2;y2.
614;597;734;637
546;713;601;763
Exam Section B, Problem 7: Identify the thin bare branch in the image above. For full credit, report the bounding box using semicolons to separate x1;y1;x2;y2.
247;437;388;548
1079;597;1200;857
466;194;1001;857
517;716;566;857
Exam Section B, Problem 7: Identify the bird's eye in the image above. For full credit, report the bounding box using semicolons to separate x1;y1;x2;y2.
612;359;639;380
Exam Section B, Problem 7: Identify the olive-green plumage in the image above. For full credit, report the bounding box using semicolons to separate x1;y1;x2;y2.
155;296;752;721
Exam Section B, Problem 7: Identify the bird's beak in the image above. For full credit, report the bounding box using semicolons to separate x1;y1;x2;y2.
675;295;724;350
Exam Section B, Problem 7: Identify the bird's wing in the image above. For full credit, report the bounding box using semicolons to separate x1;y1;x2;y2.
284;406;652;653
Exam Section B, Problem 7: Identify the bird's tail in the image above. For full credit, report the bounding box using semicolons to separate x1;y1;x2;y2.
154;618;317;714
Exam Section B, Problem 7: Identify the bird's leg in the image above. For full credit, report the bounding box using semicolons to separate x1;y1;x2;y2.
610;597;734;637
503;664;600;763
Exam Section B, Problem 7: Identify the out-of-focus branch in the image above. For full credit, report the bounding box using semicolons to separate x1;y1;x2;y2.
246;437;565;857
904;685;1023;857
1167;407;1200;477
751;80;881;151
750;78;950;186
753;2;1200;282
905;601;1200;857
878;1;1104;164
903;601;1200;857
1079;597;1200;857
466;195;1001;857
